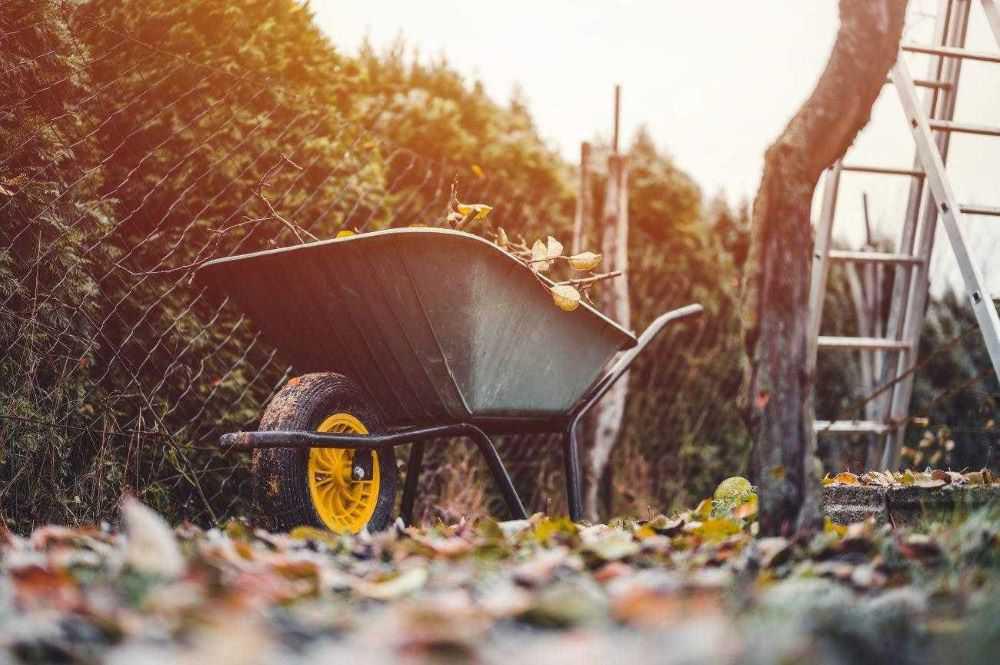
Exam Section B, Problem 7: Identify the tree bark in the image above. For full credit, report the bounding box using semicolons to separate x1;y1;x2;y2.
741;0;907;536
586;153;630;521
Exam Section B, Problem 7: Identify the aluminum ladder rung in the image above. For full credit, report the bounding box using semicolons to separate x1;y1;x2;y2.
818;336;911;351
902;43;1000;64
929;119;1000;137
961;204;1000;217
915;78;954;90
885;77;953;90
840;163;924;177
815;420;894;435
827;250;923;265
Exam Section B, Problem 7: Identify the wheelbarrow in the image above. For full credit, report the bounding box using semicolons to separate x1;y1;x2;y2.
196;228;702;533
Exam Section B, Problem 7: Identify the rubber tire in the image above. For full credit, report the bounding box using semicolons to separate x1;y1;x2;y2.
252;373;397;533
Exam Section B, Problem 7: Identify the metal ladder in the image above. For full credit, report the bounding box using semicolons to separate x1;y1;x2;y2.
809;0;1000;468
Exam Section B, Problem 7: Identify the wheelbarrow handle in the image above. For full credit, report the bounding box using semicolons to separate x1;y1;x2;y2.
560;303;703;521
618;303;704;373
570;303;704;420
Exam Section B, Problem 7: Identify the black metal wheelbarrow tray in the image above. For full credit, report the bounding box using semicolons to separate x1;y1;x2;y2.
197;228;702;533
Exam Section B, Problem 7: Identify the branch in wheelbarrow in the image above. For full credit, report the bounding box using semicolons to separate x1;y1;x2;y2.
555;271;623;287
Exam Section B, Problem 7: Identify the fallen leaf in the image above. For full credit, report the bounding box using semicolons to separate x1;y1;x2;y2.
823;518;847;538
512;548;570;586
122;497;184;578
830;472;860;486
289;525;341;549
357;567;428;600
692;518;742;543
755;537;791;568
584;531;640;561
645;515;685;536
930;469;951;484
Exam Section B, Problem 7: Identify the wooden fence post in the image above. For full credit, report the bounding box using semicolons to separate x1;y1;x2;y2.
573;142;593;254
586;146;630;521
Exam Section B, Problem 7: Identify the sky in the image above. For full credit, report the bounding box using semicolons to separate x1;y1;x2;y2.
314;0;1000;293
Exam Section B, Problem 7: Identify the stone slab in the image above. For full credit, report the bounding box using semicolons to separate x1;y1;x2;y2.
823;484;1000;525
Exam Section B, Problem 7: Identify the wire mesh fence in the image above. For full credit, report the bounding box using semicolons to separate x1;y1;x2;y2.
0;2;575;528
1;1;752;529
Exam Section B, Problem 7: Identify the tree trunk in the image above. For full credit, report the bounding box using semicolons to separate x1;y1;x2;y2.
741;0;907;536
586;153;630;521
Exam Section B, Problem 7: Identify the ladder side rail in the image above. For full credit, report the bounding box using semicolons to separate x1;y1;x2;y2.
870;0;959;466
883;0;972;468
807;161;843;377
887;60;1000;467
982;0;1000;45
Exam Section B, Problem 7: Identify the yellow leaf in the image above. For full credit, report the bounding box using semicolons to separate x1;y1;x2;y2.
456;202;493;220
546;235;564;259
823;518;847;537
531;239;550;272
568;251;602;271
336;229;356;238
634;525;657;540
471;163;485;178
497;227;509;249
694;518;742;542
289;525;341;548
357;567;428;600
694;498;713;520
551;284;581;311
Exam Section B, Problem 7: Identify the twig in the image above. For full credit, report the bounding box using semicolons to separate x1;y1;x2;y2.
253;153;318;243
556;271;623;287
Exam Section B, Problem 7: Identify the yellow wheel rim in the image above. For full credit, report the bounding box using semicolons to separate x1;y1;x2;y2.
307;413;380;534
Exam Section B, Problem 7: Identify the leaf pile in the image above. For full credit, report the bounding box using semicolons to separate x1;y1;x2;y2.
3;490;1000;664
823;468;997;490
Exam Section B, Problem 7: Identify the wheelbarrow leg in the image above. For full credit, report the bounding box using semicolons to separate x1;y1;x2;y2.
463;426;528;520
563;422;584;523
400;441;425;526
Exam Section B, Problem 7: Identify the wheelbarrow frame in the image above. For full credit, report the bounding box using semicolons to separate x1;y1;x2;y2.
221;303;702;523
